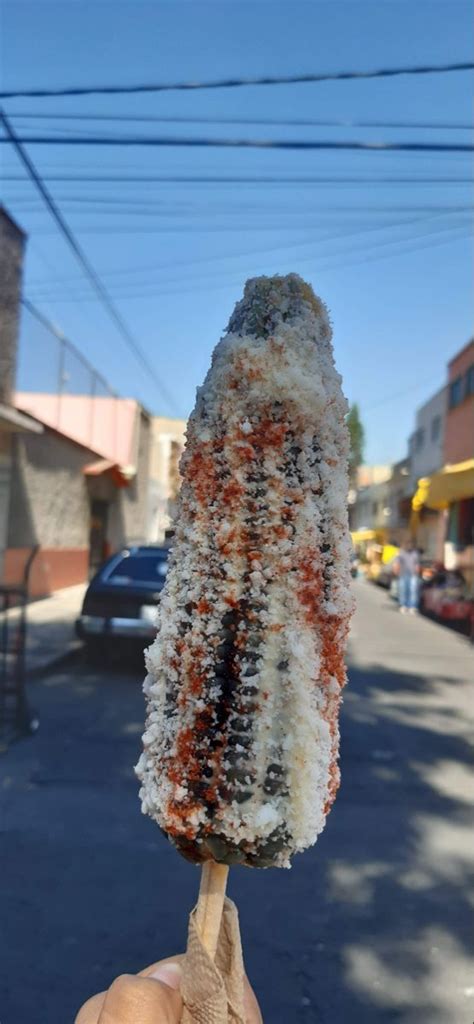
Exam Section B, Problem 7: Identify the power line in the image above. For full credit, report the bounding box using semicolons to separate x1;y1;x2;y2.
0;107;178;413
22;212;472;289
2;173;471;185
364;375;445;412
25;215;471;303
10;195;472;212
30;219;472;236
1;59;472;99
26;225;472;306
8;111;474;130
28;216;442;290
1;134;472;152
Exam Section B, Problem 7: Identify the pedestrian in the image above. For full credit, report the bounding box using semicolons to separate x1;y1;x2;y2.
75;956;263;1023
396;539;420;615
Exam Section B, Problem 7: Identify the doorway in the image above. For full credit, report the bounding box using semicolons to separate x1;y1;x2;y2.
89;499;109;575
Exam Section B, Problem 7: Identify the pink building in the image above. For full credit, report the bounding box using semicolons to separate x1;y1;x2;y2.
4;393;151;596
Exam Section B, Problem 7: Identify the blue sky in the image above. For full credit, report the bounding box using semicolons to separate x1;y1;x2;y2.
1;0;473;464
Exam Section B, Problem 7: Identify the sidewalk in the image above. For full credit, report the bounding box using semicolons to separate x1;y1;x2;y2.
1;583;86;676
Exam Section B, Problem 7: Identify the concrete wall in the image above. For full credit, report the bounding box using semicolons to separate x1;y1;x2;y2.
409;386;446;491
86;408;152;549
0;208;26;578
120;409;151;544
5;428;92;594
8;430;91;549
0;208;25;405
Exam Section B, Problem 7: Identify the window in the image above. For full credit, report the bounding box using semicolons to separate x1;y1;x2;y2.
459;498;474;546
447;499;474;547
108;551;168;583
449;376;463;408
416;428;425;451
431;415;441;441
465;363;474;398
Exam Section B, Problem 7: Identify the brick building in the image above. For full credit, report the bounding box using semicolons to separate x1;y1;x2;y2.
0;208;44;581
445;340;474;464
412;339;474;588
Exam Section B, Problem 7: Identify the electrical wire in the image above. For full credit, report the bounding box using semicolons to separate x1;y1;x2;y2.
22;210;473;289
30;219;472;236
6;111;474;130
1;133;472;152
364;375;446;412
2;173;471;185
26;236;123;343
28;217;433;290
0;107;178;413
10;196;471;213
25;214;471;303
1;59;472;99
27;225;471;308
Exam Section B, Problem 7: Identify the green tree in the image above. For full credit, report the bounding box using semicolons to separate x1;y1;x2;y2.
347;403;365;485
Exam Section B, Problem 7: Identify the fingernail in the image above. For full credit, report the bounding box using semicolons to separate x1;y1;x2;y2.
150;962;182;990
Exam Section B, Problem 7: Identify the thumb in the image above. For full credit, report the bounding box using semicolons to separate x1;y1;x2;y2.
97;963;182;1024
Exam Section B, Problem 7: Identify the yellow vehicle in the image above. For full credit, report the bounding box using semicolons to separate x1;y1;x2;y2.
351;531;400;586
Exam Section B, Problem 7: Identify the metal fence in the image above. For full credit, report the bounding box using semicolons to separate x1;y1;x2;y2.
16;299;124;461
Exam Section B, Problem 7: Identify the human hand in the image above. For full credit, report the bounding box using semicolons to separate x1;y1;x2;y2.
75;955;263;1023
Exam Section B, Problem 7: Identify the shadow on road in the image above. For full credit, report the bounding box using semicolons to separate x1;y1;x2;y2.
1;653;473;1023
318;662;474;1023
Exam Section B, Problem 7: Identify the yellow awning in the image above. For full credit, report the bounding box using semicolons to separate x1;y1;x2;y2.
412;459;474;511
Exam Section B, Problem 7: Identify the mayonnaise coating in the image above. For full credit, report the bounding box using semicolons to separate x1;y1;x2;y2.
136;274;353;868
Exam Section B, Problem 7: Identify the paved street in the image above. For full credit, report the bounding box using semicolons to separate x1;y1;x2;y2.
1;580;473;1024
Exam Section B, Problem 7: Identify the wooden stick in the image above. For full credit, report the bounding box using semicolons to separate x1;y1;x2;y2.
194;861;229;960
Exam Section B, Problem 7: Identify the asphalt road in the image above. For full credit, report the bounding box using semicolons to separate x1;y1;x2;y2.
1;580;473;1024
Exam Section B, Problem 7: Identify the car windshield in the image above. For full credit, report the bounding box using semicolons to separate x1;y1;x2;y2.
108;552;168;584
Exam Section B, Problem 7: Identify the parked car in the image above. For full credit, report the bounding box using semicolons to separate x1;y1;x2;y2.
76;545;169;657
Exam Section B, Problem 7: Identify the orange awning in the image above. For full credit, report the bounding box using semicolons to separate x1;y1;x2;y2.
83;459;135;487
412;459;474;512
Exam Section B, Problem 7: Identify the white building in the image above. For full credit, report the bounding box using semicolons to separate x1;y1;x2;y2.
408;387;447;492
147;416;187;542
